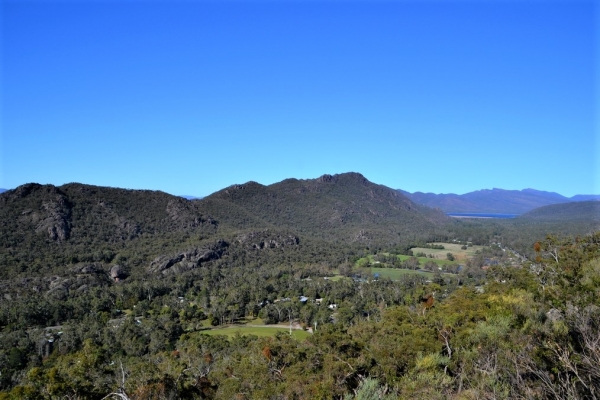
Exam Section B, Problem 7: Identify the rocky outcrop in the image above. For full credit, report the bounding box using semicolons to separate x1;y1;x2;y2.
5;184;73;241
148;240;229;276
318;174;337;183
42;263;114;298
37;196;72;241
0;263;113;300
110;264;127;282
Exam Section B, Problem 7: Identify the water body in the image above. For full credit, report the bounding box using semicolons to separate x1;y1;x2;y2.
447;213;519;219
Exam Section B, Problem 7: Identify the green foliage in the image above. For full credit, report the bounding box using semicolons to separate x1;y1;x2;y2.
345;378;396;400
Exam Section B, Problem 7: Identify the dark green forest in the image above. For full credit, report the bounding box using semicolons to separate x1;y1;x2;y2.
0;175;599;399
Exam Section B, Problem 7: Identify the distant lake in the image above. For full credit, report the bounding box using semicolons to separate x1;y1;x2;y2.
447;213;519;219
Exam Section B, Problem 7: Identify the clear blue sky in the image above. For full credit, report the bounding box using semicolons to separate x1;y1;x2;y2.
1;0;597;197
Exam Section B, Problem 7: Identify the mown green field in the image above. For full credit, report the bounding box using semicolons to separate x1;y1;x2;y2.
199;326;310;340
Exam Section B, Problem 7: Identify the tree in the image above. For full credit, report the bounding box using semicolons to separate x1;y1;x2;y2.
404;257;420;270
423;261;437;272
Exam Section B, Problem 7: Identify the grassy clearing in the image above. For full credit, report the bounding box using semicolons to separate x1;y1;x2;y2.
407;256;456;266
359;253;458;268
411;242;484;261
199;326;310;340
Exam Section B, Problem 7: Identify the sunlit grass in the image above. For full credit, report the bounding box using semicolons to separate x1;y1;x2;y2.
200;326;310;340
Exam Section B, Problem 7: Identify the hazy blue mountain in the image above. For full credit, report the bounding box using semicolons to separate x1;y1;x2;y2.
0;189;6;194
398;188;588;214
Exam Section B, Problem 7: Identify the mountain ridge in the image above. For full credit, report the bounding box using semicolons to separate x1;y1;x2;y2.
400;188;600;214
0;172;449;280
198;172;450;240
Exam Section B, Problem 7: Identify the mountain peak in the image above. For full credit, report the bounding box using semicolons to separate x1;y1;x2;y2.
317;172;368;184
200;172;448;241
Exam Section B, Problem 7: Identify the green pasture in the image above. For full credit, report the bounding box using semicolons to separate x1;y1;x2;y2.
199;325;310;340
358;252;459;268
409;256;456;266
410;242;484;261
394;254;452;265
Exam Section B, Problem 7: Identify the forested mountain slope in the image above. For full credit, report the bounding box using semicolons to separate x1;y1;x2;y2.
0;174;449;281
0;183;218;278
518;200;600;222
200;172;449;243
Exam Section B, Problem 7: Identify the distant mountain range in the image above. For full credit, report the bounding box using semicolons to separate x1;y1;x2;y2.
0;189;6;194
398;188;600;214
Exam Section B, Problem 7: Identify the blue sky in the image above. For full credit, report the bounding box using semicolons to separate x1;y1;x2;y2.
1;0;597;197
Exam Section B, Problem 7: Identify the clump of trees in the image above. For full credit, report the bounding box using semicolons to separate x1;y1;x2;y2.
424;244;445;250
